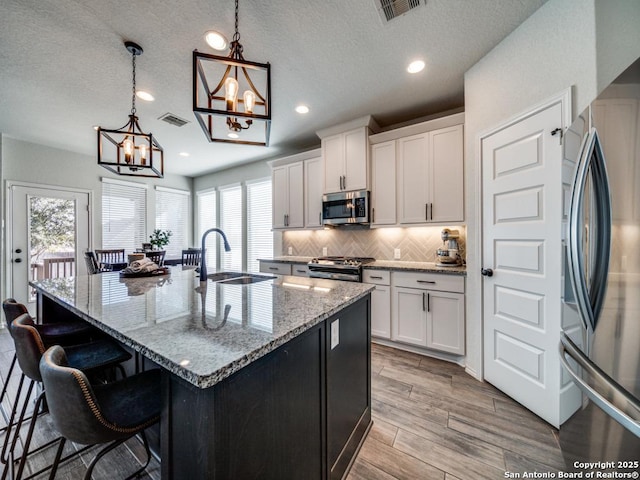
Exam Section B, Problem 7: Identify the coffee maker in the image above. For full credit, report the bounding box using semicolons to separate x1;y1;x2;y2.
436;228;461;265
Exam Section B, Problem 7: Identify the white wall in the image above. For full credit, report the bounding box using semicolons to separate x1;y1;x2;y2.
463;0;640;379
1;137;192;295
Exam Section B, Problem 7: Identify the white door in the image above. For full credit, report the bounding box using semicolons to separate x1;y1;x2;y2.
482;102;565;427
429;125;464;223
371;141;397;226
8;183;90;312
397;133;429;224
304;157;323;228
392;286;427;346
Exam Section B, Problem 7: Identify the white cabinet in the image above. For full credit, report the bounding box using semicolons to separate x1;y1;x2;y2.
391;271;465;355
304;156;323;228
322;127;369;194
363;269;391;339
272;162;304;229
291;263;309;277
370;141;396;226
397;124;464;224
259;261;292;275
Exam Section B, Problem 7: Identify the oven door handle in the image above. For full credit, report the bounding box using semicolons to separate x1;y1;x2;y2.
559;332;640;436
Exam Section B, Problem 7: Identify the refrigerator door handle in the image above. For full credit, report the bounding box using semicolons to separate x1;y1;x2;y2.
567;128;612;331
559;332;640;436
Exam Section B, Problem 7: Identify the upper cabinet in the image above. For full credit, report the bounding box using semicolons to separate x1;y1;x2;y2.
317;116;379;195
272;162;304;229
371;141;397;226
371;115;465;227
268;149;323;231
304;156;323;228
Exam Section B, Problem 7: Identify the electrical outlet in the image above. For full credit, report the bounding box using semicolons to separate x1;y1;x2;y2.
322;247;328;256
394;248;401;260
331;319;340;349
288;246;293;255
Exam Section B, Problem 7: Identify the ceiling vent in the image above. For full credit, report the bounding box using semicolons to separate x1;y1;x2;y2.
158;112;189;127
375;0;424;23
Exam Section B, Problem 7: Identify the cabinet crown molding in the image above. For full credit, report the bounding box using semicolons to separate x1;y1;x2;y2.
267;148;321;168
370;112;465;144
316;115;380;139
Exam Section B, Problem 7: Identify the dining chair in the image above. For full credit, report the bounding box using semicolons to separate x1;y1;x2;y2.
145;250;166;266
94;249;126;267
181;248;202;266
41;345;160;480
84;251;110;274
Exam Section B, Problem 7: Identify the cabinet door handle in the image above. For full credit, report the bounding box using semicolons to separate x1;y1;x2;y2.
339;175;343;190
372;207;375;223
343;175;346;190
319;212;322;224
427;293;430;312
422;292;426;312
296;269;306;274
369;276;383;280
430;203;433;220
425;204;428;221
269;267;279;271
417;280;436;284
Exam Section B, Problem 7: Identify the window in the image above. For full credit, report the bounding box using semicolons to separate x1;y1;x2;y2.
197;189;217;270
155;187;190;259
102;178;147;253
219;185;243;272
196;178;272;273
246;179;273;273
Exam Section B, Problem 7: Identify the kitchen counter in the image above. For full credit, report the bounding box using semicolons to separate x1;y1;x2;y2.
31;267;372;388
261;256;467;276
31;267;373;480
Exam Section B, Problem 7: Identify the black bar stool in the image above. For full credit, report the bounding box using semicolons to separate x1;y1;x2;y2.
0;299;98;465
41;345;160;480
5;313;132;480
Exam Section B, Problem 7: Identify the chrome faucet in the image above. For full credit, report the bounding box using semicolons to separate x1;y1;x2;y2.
199;228;231;282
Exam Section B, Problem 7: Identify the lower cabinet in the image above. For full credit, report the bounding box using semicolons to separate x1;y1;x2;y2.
390;271;466;356
363;269;391;339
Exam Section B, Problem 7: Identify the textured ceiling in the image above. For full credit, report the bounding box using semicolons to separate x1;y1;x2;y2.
0;0;547;177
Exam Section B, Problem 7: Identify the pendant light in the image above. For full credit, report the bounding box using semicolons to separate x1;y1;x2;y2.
97;41;164;178
193;0;271;146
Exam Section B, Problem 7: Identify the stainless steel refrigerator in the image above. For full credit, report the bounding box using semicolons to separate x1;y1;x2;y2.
560;58;640;469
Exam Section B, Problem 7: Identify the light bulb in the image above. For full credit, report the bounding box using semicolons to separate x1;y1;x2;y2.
123;138;134;163
228;132;239;139
224;77;238;111
139;144;147;164
243;90;256;114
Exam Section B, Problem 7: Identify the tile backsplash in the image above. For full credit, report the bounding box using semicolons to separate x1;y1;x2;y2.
282;226;466;262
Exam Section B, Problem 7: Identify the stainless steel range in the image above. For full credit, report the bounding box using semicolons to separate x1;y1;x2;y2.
307;256;376;282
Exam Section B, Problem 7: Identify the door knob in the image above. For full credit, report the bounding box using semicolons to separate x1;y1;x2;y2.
481;268;493;277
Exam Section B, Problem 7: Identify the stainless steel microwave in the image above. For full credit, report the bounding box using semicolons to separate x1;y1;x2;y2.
322;190;370;226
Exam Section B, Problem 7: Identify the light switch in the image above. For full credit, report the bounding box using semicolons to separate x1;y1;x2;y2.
288;246;293;255
322;247;328;256
331;319;340;349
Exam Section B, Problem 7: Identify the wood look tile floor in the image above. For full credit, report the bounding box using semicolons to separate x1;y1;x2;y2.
0;329;564;479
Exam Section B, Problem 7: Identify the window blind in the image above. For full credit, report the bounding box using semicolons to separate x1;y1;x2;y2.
155;187;190;259
197;190;217;270
219;185;242;272
247;179;273;273
102;179;147;254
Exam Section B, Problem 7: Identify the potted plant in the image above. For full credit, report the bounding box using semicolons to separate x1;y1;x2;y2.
149;229;172;250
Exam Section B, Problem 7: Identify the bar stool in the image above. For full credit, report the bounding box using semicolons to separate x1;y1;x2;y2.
41;345;160;480
0;299;98;464
6;313;132;480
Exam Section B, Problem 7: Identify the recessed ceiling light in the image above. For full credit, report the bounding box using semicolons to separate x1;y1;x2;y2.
179;152;190;157
204;30;228;51
136;91;155;101
407;60;425;74
92;125;99;131
295;105;309;114
228;132;239;139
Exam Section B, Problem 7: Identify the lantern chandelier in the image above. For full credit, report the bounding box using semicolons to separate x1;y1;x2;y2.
97;41;164;178
193;0;271;146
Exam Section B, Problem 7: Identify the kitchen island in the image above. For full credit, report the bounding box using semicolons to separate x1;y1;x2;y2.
31;267;373;480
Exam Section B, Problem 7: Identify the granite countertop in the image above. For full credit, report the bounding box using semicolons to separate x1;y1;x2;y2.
31;267;373;389
261;257;466;276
